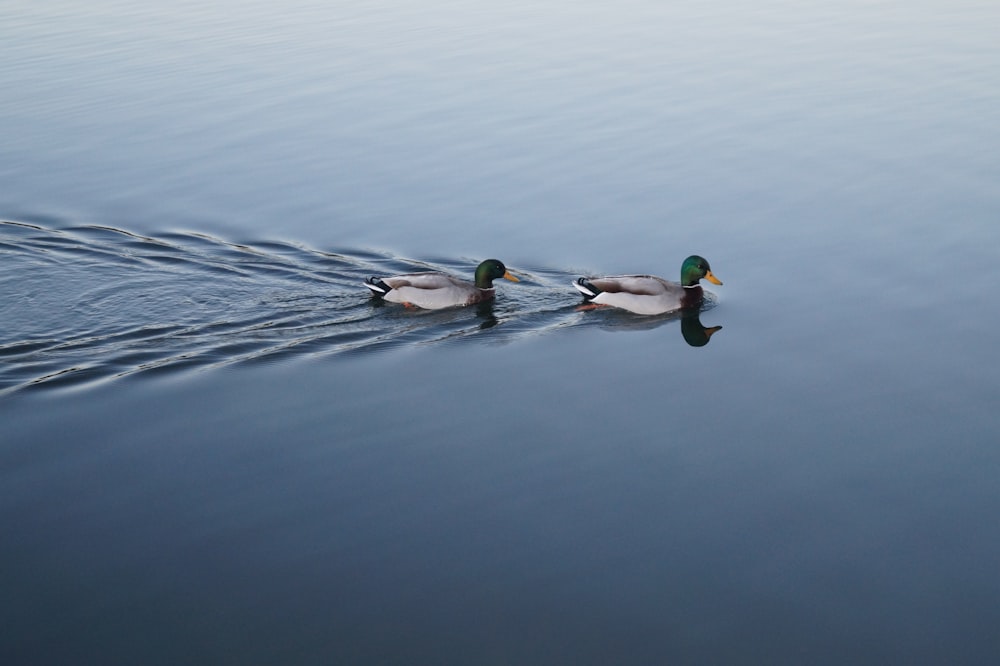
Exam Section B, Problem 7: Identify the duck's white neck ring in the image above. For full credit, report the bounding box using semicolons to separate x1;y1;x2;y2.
682;284;703;289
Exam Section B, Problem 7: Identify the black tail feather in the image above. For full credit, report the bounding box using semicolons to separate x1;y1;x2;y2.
365;276;392;295
575;277;601;299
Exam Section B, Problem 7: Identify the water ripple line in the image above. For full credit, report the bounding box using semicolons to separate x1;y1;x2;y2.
1;219;719;396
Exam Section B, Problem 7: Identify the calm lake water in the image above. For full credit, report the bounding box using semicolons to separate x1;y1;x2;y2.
3;1;1000;664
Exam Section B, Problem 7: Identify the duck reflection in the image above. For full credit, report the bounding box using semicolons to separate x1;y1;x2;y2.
580;305;723;347
475;301;500;329
680;308;722;347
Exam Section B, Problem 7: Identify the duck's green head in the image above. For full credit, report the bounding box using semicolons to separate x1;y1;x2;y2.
475;259;519;289
681;255;723;288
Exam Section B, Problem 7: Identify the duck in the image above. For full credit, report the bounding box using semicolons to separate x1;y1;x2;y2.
572;255;722;315
364;258;519;309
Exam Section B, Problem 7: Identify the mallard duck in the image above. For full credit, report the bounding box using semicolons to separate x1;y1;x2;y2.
572;255;722;315
364;258;519;309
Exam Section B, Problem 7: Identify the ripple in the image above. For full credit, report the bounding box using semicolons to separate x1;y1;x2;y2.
0;218;722;395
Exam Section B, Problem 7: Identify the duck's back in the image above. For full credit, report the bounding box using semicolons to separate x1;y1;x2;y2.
577;275;692;315
383;272;462;291
586;275;678;296
382;272;489;309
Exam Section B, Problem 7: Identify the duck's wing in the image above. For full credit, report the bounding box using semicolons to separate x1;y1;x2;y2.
576;275;677;296
383;271;465;291
364;271;463;293
364;271;485;308
573;275;685;315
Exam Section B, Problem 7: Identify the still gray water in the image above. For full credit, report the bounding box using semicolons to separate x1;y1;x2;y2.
2;1;1000;664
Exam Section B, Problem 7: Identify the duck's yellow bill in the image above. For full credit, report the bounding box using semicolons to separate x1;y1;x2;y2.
705;270;723;285
503;271;520;282
705;325;723;339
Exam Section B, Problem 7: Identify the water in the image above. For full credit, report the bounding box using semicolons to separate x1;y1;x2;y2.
3;1;1000;664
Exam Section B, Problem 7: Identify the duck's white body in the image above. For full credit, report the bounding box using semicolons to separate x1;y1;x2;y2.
364;271;495;309
365;259;518;310
573;275;701;315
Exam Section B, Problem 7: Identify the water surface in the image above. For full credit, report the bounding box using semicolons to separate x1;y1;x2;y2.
3;1;1000;664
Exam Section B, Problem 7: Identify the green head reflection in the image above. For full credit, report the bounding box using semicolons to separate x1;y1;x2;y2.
680;308;722;347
